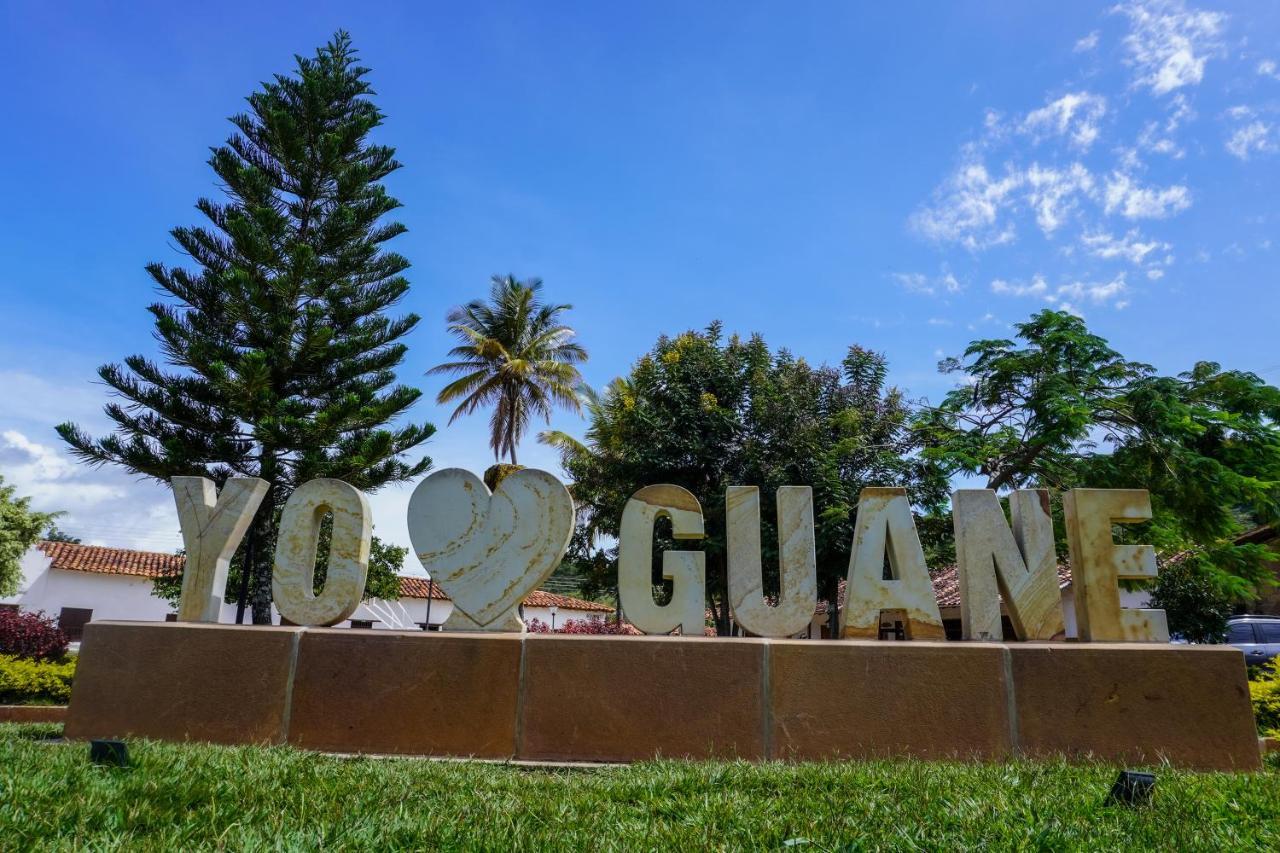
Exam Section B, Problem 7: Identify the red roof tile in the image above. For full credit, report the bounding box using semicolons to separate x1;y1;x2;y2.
37;540;184;579
813;563;1074;615
36;541;612;614
396;576;612;612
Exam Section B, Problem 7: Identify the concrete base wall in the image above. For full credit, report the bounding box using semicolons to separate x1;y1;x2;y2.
64;621;1262;770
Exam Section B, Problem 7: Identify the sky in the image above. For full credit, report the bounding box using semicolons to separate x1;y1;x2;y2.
0;0;1277;567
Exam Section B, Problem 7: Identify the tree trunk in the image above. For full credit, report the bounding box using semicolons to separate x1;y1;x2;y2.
250;458;278;625
825;573;841;639
249;510;275;625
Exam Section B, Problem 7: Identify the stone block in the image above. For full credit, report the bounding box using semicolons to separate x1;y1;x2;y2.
287;629;521;758
0;704;67;724
64;621;299;745
768;640;1013;760
1008;643;1261;770
519;634;765;761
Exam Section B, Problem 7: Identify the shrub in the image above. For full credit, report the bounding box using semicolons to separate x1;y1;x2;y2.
525;616;640;635
0;610;69;661
1251;666;1280;737
0;654;75;704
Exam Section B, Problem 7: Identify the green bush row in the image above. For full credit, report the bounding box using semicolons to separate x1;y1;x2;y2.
1251;666;1280;738
0;654;75;705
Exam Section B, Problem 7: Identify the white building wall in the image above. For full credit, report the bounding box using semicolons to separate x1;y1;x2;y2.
4;546;610;632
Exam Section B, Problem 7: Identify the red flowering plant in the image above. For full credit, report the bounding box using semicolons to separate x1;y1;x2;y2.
0;609;70;661
525;617;640;635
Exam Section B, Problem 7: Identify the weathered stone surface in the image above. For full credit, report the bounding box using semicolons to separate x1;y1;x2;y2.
727;486;818;638
1063;489;1168;642
769;640;1013;760
0;704;67;723
618;485;706;635
519;634;765;761
173;477;269;622
62;623;1262;770
841;488;945;640
273;478;372;627
1008;643;1261;770
407;468;574;631
65;621;299;745
954;489;1064;641
288;629;520;757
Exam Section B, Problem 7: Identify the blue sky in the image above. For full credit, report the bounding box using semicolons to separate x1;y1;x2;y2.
1;0;1277;559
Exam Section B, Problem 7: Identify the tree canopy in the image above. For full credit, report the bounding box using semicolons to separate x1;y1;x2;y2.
551;323;946;635
0;476;56;597
57;33;433;622
430;275;586;465
916;309;1280;609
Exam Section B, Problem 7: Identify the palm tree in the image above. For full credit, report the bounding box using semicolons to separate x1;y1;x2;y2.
430;275;587;464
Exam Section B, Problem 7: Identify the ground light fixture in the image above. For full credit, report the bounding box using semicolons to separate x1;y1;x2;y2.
89;739;129;768
1105;770;1155;806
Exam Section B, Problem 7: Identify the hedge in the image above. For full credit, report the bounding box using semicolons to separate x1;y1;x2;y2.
0;654;75;705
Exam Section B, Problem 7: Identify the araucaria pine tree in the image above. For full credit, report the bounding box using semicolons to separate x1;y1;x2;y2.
58;32;433;623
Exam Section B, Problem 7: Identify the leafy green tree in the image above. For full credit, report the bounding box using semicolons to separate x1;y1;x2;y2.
42;525;80;544
917;309;1280;602
150;529;407;608
430;275;586;465
57;33;433;623
551;324;947;635
1149;551;1240;643
0;476;56;597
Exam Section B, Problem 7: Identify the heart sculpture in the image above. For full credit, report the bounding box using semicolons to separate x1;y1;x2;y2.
407;468;575;631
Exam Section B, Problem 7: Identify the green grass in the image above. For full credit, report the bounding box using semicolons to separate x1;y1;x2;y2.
1;724;1277;851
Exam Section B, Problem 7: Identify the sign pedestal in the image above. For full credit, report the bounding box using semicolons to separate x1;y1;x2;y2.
65;621;1262;770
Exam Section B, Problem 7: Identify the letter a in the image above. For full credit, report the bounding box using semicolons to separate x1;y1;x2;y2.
841;487;944;640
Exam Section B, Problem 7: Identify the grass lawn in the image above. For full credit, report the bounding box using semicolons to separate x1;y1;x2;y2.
2;724;1278;850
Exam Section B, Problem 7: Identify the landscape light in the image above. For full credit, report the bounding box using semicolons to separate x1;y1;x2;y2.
1105;770;1155;806
89;739;129;768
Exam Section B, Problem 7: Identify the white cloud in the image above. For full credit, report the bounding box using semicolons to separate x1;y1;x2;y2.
990;275;1049;297
991;272;1131;312
910;152;1021;250
1080;229;1169;264
1116;0;1226;96
1225;121;1276;160
1024;162;1095;234
0;429;181;551
927;317;953;326
1021;92;1108;150
1075;31;1101;53
1259;59;1280;81
1102;171;1191;219
892;272;932;294
892;270;964;296
1137;121;1185;158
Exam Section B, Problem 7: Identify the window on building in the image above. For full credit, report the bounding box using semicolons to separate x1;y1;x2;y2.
349;620;374;630
58;607;93;642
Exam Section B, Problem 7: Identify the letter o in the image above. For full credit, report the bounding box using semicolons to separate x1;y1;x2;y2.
272;478;372;626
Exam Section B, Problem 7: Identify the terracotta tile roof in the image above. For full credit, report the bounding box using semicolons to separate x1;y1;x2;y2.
37;540;184;579
35;541;611;614
813;564;1074;615
521;589;614;612
396;576;450;601
395;576;612;612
